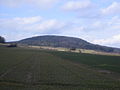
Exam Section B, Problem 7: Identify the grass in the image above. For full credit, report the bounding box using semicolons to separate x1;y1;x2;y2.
48;51;120;73
0;47;120;90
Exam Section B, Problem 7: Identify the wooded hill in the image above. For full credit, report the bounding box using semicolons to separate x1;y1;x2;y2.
18;35;120;53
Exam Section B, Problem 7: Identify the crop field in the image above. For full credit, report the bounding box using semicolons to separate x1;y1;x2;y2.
48;51;120;73
0;47;120;90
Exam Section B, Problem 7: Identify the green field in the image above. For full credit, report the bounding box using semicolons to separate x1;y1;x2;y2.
0;47;120;90
48;51;120;73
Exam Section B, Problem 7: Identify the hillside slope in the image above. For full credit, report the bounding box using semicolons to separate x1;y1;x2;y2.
18;35;120;53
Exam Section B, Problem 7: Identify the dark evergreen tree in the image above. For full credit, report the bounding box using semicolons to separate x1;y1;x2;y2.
0;36;5;43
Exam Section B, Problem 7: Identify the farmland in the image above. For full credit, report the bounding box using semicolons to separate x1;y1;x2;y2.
48;51;120;73
0;47;120;90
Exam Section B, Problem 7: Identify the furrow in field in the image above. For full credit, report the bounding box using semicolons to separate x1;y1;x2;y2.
0;55;34;79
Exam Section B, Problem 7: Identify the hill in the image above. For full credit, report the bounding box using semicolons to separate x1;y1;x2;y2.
18;35;120;53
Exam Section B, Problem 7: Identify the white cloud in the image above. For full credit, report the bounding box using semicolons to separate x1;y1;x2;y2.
0;0;26;7
0;16;65;31
31;0;58;8
0;16;66;41
101;2;120;15
38;19;65;30
2;33;35;41
0;13;10;17
74;15;120;48
91;16;120;30
61;0;99;18
1;16;120;48
62;0;92;11
0;16;43;31
25;19;66;32
92;34;120;46
0;0;59;8
14;16;43;24
60;25;85;38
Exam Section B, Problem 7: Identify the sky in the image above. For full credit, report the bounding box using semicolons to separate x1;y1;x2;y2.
0;0;120;48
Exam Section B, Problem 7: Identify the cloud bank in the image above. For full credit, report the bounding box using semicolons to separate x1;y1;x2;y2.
62;0;92;11
101;2;120;15
0;0;59;8
0;0;120;48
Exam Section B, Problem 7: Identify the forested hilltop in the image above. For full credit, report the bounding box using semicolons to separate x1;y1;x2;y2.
18;35;120;53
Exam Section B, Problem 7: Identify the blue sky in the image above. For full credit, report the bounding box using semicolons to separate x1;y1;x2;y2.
0;0;120;48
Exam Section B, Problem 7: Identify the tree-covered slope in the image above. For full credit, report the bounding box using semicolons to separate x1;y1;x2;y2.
18;35;120;53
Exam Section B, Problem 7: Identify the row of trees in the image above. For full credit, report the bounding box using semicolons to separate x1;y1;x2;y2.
0;36;5;43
